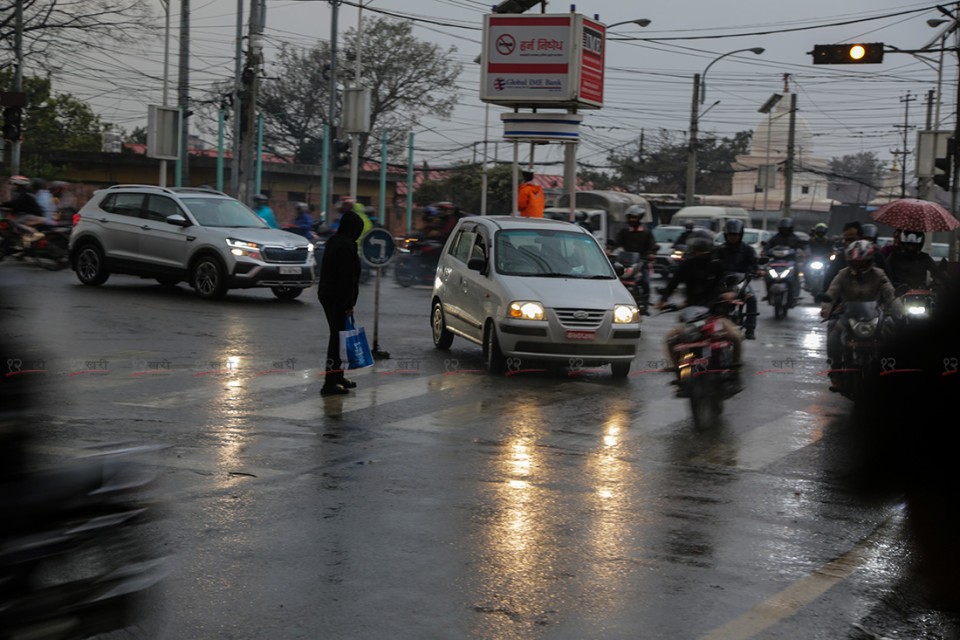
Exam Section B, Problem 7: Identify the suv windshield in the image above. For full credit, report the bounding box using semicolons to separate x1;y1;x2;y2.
181;197;268;228
495;229;614;278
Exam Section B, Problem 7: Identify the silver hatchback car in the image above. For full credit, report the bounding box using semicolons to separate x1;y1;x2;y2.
431;216;641;377
69;185;315;300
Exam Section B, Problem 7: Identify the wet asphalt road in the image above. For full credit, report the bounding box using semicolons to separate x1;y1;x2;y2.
1;260;958;639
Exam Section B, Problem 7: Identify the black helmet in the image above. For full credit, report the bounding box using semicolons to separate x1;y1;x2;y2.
861;223;878;241
901;230;924;246
685;229;715;254
683;221;695;231
724;219;744;235
777;217;794;232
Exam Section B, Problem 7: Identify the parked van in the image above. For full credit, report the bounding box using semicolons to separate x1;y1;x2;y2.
671;206;750;233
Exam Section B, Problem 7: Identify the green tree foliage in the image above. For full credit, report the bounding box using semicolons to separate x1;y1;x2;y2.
607;128;752;196
827;152;886;204
414;163;515;214
0;73;107;177
250;17;461;165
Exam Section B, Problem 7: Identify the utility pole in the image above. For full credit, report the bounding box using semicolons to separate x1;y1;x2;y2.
685;74;700;206
231;0;244;197
240;0;265;203
894;91;917;198
326;0;341;220
177;0;190;186
782;92;797;217
918;89;935;202
8;0;23;175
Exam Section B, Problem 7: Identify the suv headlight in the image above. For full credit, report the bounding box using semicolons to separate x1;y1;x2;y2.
508;301;544;321
613;304;639;324
226;238;263;259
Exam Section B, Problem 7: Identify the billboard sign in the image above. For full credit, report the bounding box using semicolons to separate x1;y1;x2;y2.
480;13;605;109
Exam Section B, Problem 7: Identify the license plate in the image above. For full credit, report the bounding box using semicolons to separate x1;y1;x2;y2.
566;330;595;341
279;266;302;275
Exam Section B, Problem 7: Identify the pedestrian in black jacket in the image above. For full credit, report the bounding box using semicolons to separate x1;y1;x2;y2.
318;209;364;395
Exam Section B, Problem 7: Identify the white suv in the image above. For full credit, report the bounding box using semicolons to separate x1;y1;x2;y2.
431;216;641;377
68;185;315;300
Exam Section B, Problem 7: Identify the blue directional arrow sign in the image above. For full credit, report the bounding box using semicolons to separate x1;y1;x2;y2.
360;228;396;268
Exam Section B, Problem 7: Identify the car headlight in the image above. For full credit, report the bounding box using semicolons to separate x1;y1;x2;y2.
671;249;684;260
226;238;263;259
508;301;545;321
613;304;639;324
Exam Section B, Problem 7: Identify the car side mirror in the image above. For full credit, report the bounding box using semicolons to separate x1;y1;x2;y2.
467;256;487;273
166;214;191;227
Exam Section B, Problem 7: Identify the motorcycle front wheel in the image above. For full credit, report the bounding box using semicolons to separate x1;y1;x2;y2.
690;376;722;429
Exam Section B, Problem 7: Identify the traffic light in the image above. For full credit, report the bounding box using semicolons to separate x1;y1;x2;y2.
934;137;955;192
811;43;884;64
2;106;22;141
333;139;351;168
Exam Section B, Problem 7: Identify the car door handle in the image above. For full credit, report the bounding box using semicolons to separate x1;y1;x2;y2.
98;217;109;223
141;225;151;230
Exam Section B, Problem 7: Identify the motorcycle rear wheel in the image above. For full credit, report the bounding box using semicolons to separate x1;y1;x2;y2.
690;376;722;429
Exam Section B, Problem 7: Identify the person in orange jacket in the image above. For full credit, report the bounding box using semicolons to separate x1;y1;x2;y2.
517;170;545;218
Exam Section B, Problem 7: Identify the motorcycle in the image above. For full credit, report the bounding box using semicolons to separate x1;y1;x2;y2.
824;297;886;404
802;254;829;295
660;302;743;429
0;209;71;270
615;251;651;315
394;234;444;287
888;285;936;329
763;245;799;319
720;272;754;333
0;440;168;638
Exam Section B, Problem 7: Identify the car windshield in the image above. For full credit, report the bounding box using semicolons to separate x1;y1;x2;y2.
743;230;760;244
495;229;615;278
180;197;268;228
930;243;949;259
653;227;683;243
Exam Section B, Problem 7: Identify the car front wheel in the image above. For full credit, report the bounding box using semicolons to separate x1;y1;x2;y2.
484;323;506;374
191;256;228;300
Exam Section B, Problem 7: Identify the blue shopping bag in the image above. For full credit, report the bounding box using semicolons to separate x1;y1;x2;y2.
340;315;374;370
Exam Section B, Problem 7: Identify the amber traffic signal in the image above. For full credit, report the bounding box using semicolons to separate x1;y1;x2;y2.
811;43;884;64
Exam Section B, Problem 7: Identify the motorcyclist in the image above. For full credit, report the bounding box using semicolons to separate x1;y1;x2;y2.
615;205;659;299
289;202;315;241
762;217;806;307
715;219;760;340
657;229;743;375
807;223;833;257
884;231;944;291
252;194;279;229
821;221;862;297
860;223;886;271
1;175;45;227
820;239;898;392
673;220;697;248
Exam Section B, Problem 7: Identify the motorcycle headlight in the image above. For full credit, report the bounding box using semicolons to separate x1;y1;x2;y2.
906;305;927;316
226;238;263;259
508;301;544;321
809;260;824;270
780;267;793;278
767;268;778;279
850;317;879;338
671;250;684;260
613;304;639;324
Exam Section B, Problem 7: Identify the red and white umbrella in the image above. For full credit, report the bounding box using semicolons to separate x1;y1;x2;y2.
870;198;960;232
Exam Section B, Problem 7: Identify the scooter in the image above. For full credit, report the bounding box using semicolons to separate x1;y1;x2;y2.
0;441;168;638
394;235;444;287
802;254;829;295
720;272;754;333
763;246;799;320
615;251;651;315
660;302;743;429
0;209;71;270
824;297;886;404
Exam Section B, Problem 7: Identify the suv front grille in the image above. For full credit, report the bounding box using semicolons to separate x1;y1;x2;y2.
262;247;309;263
554;308;605;329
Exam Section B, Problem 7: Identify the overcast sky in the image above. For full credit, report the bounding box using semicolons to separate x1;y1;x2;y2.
56;0;950;177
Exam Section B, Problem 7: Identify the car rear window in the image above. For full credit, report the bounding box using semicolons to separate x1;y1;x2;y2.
653;227;683;243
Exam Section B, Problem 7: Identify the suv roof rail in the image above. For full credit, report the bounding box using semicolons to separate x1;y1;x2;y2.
171;186;229;196
105;184;177;193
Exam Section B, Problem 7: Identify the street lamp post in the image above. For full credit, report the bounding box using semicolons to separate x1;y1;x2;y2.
758;92;783;231
685;47;765;206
